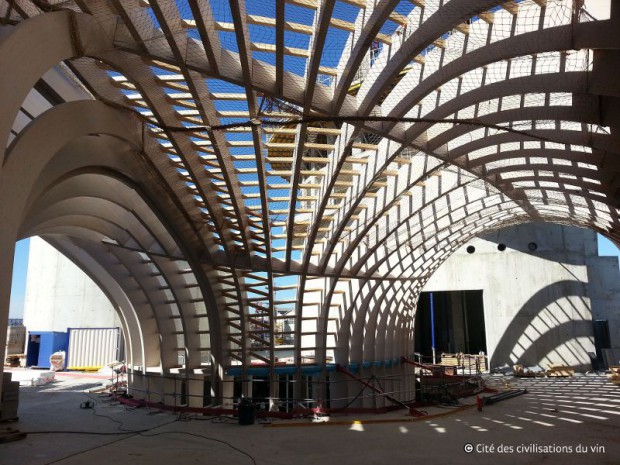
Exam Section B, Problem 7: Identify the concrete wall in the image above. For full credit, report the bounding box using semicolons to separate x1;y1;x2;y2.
23;237;120;332
422;223;619;371
587;254;620;361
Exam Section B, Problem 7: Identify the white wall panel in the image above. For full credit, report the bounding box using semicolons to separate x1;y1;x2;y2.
67;327;120;369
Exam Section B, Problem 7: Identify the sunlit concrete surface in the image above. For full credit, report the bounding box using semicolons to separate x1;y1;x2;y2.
4;369;56;387
2;374;619;465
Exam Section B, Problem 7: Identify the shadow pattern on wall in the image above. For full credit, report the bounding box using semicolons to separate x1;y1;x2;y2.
491;280;594;372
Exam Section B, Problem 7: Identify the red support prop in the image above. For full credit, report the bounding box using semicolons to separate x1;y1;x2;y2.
335;364;424;415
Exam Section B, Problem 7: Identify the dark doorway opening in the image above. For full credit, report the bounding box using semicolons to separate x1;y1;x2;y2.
415;291;487;359
252;376;270;402
592;319;611;369
26;334;41;367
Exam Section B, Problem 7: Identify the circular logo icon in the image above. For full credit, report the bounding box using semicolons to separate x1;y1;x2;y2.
464;443;474;454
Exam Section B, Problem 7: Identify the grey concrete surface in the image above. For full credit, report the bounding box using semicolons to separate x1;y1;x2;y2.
1;374;619;465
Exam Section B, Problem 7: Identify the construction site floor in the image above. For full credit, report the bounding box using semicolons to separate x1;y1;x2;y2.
1;373;619;464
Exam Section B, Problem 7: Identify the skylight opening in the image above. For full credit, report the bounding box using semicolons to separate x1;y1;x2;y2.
284;55;308;77
285;3;315;26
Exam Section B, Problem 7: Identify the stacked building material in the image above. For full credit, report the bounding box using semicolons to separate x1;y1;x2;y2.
546;364;575;377
440;353;487;373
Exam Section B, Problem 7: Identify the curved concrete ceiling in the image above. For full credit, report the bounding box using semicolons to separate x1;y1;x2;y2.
1;0;618;387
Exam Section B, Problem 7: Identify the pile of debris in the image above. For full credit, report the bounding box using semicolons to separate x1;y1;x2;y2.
546;364;575;378
513;365;545;378
512;364;575;378
441;353;487;373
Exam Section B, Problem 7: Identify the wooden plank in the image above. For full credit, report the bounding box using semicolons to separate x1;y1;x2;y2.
286;0;318;9
340;0;365;7
501;1;519;15
318;66;338;76
330;17;355;32
478;11;494;24
389;11;408;25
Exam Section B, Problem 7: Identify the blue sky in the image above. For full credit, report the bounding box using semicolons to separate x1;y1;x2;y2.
9;239;29;319
598;234;620;257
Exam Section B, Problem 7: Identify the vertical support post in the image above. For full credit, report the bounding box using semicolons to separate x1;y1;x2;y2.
430;292;436;364
0;236;16;414
221;374;234;409
292;369;302;409
188;376;204;408
243;374;252;398
163;375;176;405
269;373;280;412
462;290;470;354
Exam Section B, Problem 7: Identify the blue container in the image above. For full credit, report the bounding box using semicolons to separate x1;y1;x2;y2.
26;332;69;368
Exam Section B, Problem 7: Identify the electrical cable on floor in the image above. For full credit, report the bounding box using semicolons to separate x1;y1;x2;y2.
31;428;258;465
138;431;257;465
41;433;136;465
25;430;144;436
25;391;258;465
24;394;178;436
30;413;258;465
84;393;151;433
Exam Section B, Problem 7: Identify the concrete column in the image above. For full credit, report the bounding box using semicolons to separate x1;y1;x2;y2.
209;361;221;406
0;237;16;411
144;373;164;404
360;367;373;409
381;365;390;407
243;374;252;399
269;374;280;411
163;376;178;406
188;376;204;408
328;371;350;409
397;364;405;402
400;363;408;402
292;369;303;407
128;369;146;400
221;375;235;409
316;370;327;405
405;363;413;402
404;362;415;402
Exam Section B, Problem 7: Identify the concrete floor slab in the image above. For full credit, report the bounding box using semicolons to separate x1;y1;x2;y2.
1;374;619;465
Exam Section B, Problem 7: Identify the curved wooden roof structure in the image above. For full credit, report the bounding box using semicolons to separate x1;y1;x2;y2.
0;0;618;403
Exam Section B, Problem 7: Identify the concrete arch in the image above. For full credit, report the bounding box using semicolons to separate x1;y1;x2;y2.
45;235;144;370
3;93;225;375
0;10;113;159
356;0;505;115
22;211;167;369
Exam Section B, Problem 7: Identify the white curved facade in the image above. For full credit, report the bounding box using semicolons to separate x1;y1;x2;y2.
0;0;619;409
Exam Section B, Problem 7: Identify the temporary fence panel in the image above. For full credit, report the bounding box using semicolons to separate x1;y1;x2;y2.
67;327;121;370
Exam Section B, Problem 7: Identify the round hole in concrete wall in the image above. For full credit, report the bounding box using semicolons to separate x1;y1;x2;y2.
497;243;506;251
466;245;475;254
528;242;538;251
